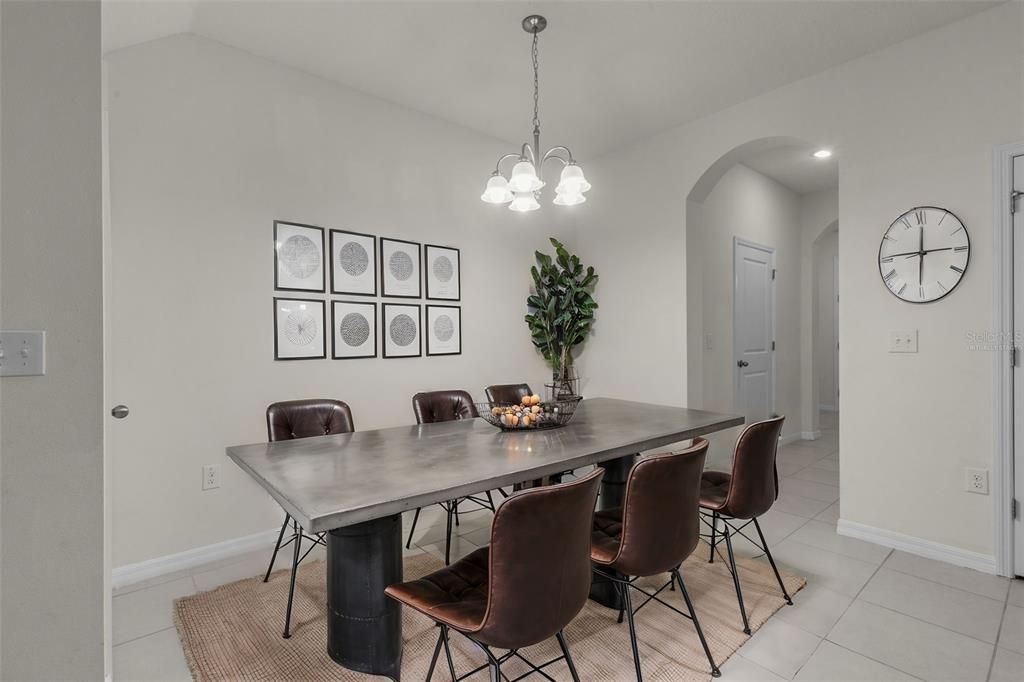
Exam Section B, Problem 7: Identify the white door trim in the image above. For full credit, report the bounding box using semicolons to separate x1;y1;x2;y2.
733;236;776;418
993;141;1024;577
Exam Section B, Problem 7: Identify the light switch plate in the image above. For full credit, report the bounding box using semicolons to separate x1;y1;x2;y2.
887;330;918;353
0;331;46;376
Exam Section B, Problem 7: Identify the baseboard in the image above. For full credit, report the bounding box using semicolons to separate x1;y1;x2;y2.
837;519;997;575
112;526;280;590
778;432;802;446
801;430;822;441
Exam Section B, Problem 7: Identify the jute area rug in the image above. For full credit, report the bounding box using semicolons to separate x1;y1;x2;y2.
175;543;804;681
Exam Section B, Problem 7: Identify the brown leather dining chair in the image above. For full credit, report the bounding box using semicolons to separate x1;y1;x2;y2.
386;468;604;682
484;382;533;405
407;390;500;565
700;416;792;635
263;398;355;639
590;439;721;680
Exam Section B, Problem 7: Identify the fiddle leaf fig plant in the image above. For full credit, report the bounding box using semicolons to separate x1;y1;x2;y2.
525;238;598;395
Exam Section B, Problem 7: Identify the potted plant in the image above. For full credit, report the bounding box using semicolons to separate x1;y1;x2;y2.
525;238;598;400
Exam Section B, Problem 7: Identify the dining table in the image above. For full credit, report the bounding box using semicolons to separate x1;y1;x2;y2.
226;397;743;680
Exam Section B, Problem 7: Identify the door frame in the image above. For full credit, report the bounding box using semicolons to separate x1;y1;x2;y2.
993;141;1024;577
732;236;776;418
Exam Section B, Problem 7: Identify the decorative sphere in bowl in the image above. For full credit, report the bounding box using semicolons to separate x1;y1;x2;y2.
477;396;579;431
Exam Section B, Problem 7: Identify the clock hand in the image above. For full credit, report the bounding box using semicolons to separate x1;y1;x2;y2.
881;247;955;259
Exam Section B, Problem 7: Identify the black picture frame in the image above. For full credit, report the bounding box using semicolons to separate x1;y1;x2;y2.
380;237;422;299
424;244;461;301
273;297;327;360
331;301;377;359
330;228;378;296
382;303;422;359
425;304;462;356
274;221;326;293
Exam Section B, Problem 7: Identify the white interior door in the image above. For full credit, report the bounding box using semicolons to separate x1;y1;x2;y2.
734;238;775;423
1013;152;1024;576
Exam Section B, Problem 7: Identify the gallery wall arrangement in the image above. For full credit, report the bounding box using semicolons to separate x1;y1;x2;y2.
272;221;461;361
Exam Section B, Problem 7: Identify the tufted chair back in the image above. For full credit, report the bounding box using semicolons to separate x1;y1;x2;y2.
266;399;355;441
411;390;479;424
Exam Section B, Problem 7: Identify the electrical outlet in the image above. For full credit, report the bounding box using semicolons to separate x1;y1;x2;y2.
888;330;918;353
965;468;989;495
202;464;220;491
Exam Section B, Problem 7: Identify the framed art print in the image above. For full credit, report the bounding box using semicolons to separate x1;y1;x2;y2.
274;221;325;292
330;229;377;296
425;244;461;301
332;301;377;359
426;305;461;356
274;298;326;360
382;303;421;358
380;237;421;298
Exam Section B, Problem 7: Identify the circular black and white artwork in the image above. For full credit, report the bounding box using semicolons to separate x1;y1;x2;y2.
425;245;460;301
381;238;421;297
275;298;326;360
426;305;460;356
382;304;421;357
275;222;325;292
330;230;376;296
332;301;376;358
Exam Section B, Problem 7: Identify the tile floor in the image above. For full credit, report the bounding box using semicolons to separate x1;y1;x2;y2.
113;412;1024;681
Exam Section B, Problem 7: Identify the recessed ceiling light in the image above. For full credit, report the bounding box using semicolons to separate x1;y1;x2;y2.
812;149;833;159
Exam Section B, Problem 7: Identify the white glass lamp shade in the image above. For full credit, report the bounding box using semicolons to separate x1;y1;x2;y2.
553;191;586;206
480;174;513;204
508;191;541;212
508;160;545;192
555;163;591;194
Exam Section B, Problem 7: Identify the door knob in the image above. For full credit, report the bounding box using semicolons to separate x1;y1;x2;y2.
111;404;130;419
737;360;749;368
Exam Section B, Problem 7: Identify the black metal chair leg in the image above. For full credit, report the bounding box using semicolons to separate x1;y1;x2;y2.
264;513;291;582
497;487;509;498
673;569;721;678
620;582;644;681
406;507;422;550
709;512;717;563
441;625;458;681
722;522;751;634
556;630;581;682
753;517;792;605
444;501;454;566
282;521;302;638
485;490;496;512
425;628;444;682
454;498;460;527
481;645;502;682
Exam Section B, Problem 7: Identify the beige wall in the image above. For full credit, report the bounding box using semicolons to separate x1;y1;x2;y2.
687;164;804;465
576;2;1024;560
0;1;105;678
814;228;839;411
106;34;574;568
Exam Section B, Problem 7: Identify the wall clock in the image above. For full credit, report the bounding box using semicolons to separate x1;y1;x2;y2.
878;206;969;303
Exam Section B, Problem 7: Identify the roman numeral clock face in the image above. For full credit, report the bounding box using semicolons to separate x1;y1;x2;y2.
878;206;969;303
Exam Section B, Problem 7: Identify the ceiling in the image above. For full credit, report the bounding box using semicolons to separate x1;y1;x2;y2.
102;1;998;157
744;145;838;195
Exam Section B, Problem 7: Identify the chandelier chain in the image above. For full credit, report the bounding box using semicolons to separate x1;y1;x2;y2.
531;31;540;138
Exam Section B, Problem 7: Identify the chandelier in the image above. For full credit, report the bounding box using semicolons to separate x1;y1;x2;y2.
480;15;591;212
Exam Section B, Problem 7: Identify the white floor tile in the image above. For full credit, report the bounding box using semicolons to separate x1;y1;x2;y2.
788;521;890;565
998;604;1024;655
827;600;993;682
718;654;787;681
780;478;840;504
771;539;879;597
989;646;1024;682
858;568;1004;643
811;455;840;473
725;510;810;557
113;627;191;681
772;493;835;520
739;618;821;679
794;640;917;681
1008;579;1024;608
113;576;195;646
789;465;839;487
814;502;840;524
418;534;481;563
191;544;323;592
773;585;853;637
883;551;1010;602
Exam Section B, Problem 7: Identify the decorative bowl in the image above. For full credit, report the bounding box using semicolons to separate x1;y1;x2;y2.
477;398;580;432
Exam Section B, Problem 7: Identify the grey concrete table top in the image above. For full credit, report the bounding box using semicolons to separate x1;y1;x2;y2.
226;397;743;533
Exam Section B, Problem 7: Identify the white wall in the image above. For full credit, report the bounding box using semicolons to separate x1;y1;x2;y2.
107;35;574;567
0;1;105;677
576;2;1024;559
814;228;839;411
687;164;803;464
